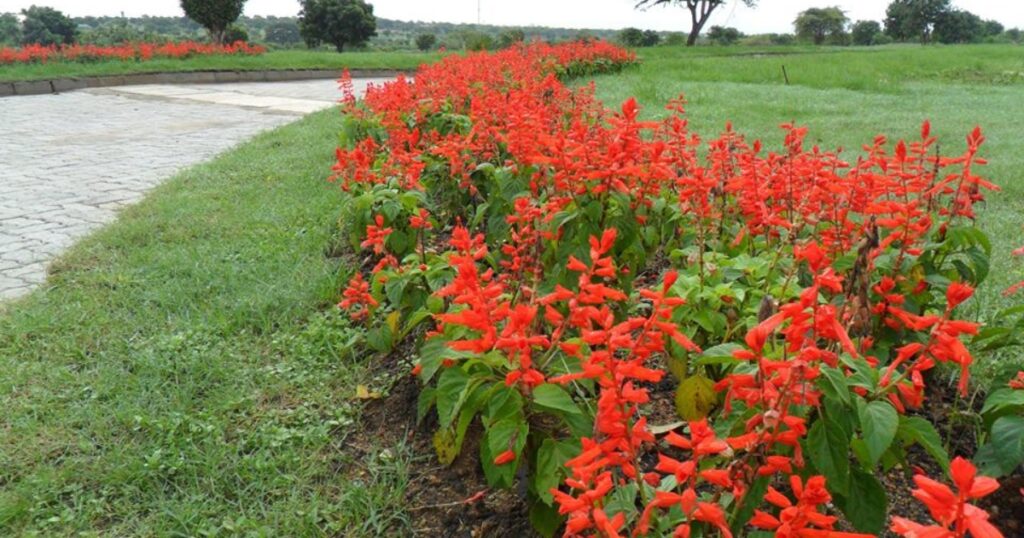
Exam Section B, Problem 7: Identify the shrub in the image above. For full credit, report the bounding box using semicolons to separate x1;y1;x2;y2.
330;41;1017;537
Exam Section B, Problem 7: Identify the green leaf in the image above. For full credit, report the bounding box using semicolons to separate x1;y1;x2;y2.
836;468;887;534
399;309;433;340
528;498;562;538
981;388;1024;417
897;416;950;473
416;338;447;383
416;387;436;423
806;417;850;495
817;366;852;407
974;416;1024;477
532;384;582;416
366;324;394;352
533;439;576;504
694;343;744;366
480;418;528;488
859;400;899;466
435;366;470;428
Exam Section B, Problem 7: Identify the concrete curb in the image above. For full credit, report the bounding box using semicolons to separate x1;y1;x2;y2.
1;68;411;97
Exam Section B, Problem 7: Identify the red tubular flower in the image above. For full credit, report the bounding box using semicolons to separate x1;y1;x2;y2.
360;214;393;255
751;475;875;538
493;449;516;465
945;281;974;310
892;457;1003;538
338;273;377;321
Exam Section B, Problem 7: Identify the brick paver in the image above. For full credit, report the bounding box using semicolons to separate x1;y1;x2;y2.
0;78;389;300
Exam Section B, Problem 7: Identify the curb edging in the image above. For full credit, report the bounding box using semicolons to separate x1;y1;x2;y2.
1;68;411;97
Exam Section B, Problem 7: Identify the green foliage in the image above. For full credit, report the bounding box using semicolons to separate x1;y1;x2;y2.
884;0;951;43
794;6;849;45
299;0;377;52
224;23;250;43
264;20;302;45
933;9;985;44
851;20;882;45
20;5;76;46
707;25;742;45
78;20;159;46
180;0;246;44
619;27;645;47
0;12;22;46
460;30;494;51
975;386;1024;477
498;29;526;48
414;32;436;51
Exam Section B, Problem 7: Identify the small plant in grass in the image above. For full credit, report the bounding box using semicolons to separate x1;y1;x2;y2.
330;41;1019;536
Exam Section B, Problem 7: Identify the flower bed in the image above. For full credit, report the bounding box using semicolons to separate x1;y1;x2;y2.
330;41;1023;537
0;40;265;65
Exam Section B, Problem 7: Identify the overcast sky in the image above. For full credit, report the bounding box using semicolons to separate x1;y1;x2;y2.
1;0;1021;33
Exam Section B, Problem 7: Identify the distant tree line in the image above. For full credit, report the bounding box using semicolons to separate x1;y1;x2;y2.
3;0;1020;52
790;1;1014;47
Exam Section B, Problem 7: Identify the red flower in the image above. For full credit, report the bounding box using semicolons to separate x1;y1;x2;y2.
892;457;1003;538
493;449;516;465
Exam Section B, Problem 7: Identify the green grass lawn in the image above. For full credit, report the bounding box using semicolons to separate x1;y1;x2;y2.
592;43;1024;381
0;49;440;82
1;43;1023;535
0;110;416;536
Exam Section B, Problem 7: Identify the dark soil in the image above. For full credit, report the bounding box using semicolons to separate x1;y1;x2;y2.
343;347;537;537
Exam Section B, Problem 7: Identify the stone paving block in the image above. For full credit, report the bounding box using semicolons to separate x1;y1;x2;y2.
0;78;384;300
0;286;31;300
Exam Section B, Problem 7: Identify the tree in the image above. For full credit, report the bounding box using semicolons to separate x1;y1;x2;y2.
641;30;661;46
21;5;76;46
265;20;301;45
634;0;756;47
618;27;644;47
794;7;848;45
0;13;21;46
933;9;983;44
707;25;741;45
982;20;1004;37
884;0;950;43
1006;28;1022;43
851;20;881;45
299;0;376;52
180;0;245;44
415;33;436;51
223;23;249;43
498;29;525;48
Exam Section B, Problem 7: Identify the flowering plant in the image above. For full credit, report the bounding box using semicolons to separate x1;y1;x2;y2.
330;41;1016;536
0;40;265;65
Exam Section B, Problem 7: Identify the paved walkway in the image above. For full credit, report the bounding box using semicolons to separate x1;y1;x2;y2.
0;78;388;300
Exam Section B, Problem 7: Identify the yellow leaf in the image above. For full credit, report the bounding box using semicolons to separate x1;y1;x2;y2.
667;354;689;381
386;311;400;335
355;384;381;400
433;428;460;465
675;375;717;421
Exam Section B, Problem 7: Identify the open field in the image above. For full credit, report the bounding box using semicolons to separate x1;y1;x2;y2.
0;43;1023;535
0;49;440;82
593;44;1024;381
